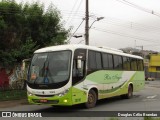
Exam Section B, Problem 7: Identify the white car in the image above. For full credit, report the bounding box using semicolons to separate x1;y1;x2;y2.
146;77;155;81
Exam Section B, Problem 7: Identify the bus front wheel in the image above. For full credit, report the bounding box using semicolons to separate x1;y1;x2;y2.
121;85;133;99
85;89;97;108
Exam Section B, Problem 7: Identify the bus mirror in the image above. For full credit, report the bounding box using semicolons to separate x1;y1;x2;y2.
77;59;82;69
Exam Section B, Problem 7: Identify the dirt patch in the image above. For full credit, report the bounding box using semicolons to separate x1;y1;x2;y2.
0;99;28;108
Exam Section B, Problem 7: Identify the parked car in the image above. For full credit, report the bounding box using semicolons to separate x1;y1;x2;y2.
145;76;155;81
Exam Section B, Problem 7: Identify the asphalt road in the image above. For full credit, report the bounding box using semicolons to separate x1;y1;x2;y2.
0;80;160;120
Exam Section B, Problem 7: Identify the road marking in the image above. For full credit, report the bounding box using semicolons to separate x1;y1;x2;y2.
145;86;160;89
142;99;157;101
146;95;157;99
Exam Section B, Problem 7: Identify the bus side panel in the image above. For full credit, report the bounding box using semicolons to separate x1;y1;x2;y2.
85;70;145;99
132;71;145;92
69;70;145;105
71;84;88;105
86;70;124;99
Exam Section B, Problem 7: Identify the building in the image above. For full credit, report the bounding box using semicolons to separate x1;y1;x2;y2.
148;54;160;72
147;54;160;78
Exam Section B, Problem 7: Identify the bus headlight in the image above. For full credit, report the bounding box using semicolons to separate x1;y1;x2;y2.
27;91;34;96
57;89;69;97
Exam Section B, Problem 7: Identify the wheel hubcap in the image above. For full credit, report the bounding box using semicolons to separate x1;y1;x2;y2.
88;94;94;104
128;87;132;97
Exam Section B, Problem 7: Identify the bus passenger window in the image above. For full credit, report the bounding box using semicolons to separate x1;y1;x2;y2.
123;57;131;70
102;53;109;69
137;60;144;71
88;51;102;70
131;58;138;71
96;52;102;69
88;51;96;70
113;55;122;70
108;54;113;69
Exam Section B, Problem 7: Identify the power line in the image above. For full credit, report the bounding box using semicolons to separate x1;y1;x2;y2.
3;5;160;32
115;0;160;18
64;0;79;26
0;10;85;18
99;20;160;34
61;12;85;16
67;19;85;43
90;12;160;32
92;12;160;29
92;27;160;44
66;0;84;27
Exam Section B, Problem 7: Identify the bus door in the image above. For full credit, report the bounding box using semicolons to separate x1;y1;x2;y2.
72;49;87;104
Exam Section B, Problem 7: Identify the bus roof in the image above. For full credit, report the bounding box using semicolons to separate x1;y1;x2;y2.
34;44;143;59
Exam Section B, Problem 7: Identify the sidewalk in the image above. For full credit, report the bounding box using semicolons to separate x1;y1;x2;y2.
0;99;28;108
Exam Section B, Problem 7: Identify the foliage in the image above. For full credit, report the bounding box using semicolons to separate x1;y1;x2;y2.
0;0;69;67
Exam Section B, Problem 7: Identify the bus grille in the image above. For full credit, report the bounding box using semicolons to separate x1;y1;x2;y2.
35;94;55;97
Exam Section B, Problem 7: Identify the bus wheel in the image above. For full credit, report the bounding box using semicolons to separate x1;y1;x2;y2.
127;85;133;99
85;89;97;108
121;85;133;99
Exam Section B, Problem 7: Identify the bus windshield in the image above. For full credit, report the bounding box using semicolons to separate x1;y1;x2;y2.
28;51;71;85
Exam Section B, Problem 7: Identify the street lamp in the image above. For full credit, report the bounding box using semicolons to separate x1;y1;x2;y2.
73;35;83;38
89;17;104;29
84;16;104;45
73;16;104;45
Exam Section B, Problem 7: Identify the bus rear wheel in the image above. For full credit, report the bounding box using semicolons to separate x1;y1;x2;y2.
85;89;97;108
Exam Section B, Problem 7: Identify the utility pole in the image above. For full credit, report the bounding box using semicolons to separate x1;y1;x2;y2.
85;0;89;45
136;45;144;58
136;46;143;50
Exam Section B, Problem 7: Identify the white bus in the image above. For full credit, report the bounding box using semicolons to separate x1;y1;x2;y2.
27;44;145;108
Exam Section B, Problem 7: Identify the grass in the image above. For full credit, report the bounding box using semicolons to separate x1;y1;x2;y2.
0;89;27;101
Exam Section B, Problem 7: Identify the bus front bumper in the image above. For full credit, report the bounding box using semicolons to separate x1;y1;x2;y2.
27;93;72;106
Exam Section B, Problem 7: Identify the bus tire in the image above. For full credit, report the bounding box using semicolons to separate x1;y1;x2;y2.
121;85;133;99
85;89;97;108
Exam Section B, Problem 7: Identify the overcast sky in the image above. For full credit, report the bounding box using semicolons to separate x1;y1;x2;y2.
16;0;160;51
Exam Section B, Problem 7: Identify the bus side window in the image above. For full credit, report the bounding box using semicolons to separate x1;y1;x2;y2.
102;53;109;69
137;59;144;71
95;52;102;69
113;55;123;70
88;51;96;70
131;58;138;71
123;57;131;70
88;50;102;71
108;54;113;69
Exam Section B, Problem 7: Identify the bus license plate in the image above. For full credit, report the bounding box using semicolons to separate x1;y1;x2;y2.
40;99;48;103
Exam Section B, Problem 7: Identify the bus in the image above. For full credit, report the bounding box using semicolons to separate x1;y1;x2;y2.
27;44;145;108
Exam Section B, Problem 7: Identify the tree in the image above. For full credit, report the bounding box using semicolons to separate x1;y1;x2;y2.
0;0;69;67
